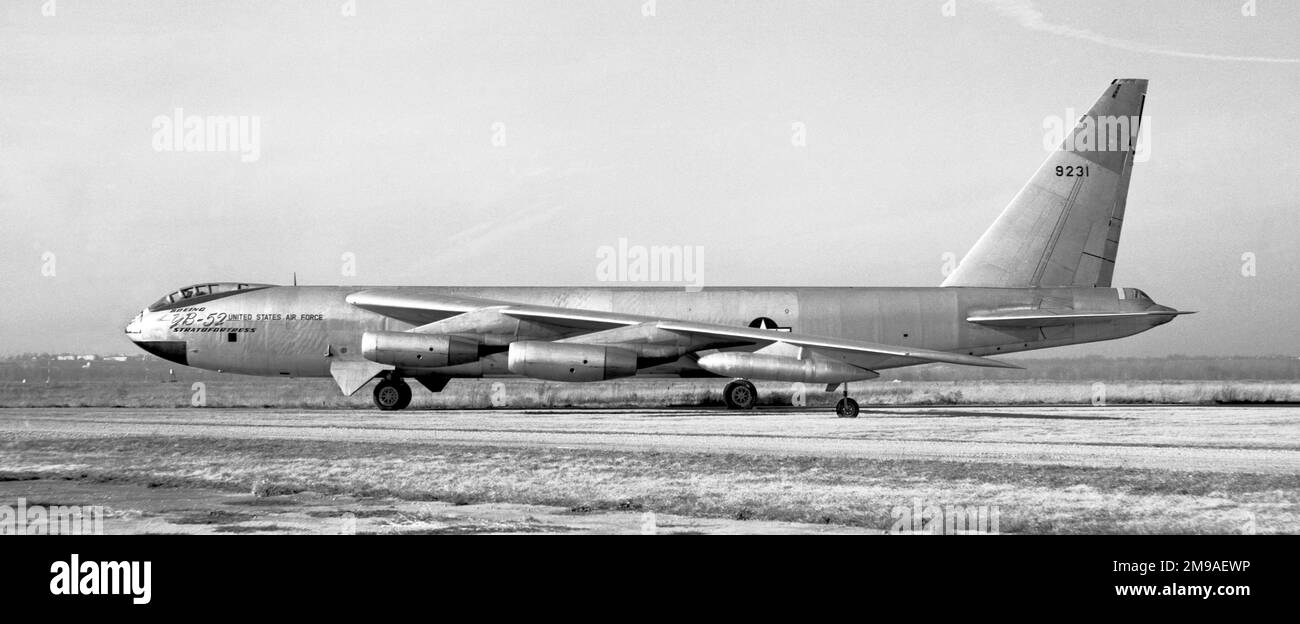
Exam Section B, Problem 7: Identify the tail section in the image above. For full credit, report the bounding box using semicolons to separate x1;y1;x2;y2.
943;79;1147;288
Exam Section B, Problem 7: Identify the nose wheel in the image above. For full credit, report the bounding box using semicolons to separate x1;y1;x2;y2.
373;378;412;411
723;379;758;410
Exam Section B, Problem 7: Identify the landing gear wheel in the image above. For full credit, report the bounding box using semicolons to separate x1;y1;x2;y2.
835;397;860;418
374;378;412;411
723;379;758;410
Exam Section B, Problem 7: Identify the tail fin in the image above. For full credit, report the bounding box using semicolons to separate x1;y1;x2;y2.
942;79;1147;288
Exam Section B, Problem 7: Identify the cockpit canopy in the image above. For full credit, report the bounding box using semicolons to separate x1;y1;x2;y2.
148;282;272;312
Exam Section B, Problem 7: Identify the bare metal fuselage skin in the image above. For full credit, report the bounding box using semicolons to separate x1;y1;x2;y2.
126;285;1175;379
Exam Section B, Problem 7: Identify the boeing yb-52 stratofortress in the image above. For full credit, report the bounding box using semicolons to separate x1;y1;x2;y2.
126;79;1190;417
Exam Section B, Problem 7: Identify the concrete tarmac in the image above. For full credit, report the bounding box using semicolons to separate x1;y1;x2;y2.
2;405;1297;474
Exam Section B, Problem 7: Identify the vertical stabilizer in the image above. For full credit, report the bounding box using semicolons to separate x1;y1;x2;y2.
942;79;1146;288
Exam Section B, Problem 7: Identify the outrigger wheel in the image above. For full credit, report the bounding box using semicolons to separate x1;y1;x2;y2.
373;377;412;411
723;379;758;410
835;385;859;418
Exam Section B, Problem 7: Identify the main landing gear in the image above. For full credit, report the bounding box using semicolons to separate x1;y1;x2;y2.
373;376;412;411
724;378;861;417
723;379;757;410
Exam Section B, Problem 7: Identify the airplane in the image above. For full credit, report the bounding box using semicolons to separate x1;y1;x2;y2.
125;78;1191;417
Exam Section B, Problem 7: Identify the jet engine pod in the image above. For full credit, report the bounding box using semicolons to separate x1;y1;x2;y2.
361;331;479;369
695;352;878;384
507;341;638;382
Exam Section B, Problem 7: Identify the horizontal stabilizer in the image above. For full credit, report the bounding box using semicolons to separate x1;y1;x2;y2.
967;309;1194;327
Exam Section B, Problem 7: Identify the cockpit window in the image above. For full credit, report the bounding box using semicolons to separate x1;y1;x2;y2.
148;282;272;312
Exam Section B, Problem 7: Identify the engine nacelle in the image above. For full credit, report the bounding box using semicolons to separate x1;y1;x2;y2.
695;352;878;384
507;341;638;382
361;331;479;369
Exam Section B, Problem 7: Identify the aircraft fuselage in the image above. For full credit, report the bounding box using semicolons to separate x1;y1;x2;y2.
126;285;1177;379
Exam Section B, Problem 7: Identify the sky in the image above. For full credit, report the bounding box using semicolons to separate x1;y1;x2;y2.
1;0;1297;357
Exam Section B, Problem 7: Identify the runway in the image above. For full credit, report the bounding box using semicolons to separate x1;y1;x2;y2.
3;404;1297;474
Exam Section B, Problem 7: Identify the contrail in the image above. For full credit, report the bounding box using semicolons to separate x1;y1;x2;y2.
976;0;1300;64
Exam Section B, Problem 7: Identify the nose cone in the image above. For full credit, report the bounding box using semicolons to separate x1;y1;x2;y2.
125;311;188;365
132;340;189;365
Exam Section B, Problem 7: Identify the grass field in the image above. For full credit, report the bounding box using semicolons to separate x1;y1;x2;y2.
3;374;1296;534
1;378;1298;409
2;433;1293;534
